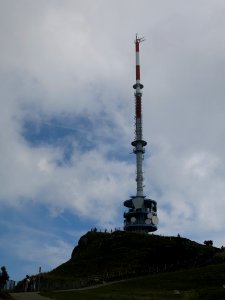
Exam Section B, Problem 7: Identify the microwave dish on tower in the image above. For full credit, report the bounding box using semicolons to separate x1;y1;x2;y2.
123;35;158;233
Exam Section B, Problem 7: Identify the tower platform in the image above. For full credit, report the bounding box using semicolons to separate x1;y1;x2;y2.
124;197;158;233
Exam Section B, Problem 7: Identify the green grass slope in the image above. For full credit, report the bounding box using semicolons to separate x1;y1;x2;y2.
43;264;225;300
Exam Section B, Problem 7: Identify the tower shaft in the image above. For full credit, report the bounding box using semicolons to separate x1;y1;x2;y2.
133;36;146;197
123;35;158;233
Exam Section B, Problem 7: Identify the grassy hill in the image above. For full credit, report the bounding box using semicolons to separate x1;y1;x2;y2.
13;230;225;298
48;230;223;282
41;231;225;299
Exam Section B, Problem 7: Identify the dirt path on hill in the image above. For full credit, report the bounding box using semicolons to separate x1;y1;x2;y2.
10;292;51;300
10;279;127;299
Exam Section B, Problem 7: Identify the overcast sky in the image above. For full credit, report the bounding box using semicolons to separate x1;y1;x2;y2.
1;0;225;281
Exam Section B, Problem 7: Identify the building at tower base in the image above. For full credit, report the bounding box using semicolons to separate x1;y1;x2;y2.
124;197;157;233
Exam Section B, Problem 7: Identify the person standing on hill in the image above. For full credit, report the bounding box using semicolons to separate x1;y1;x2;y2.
24;275;30;292
0;266;9;290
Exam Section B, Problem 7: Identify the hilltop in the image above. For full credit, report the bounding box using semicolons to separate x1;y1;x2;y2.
49;230;223;281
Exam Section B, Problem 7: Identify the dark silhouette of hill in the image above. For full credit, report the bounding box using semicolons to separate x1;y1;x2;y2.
49;230;224;281
14;230;225;292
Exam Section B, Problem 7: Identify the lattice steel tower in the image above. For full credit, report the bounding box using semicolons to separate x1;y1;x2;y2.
123;35;158;233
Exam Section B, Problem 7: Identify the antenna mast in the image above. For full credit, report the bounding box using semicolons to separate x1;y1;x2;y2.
123;35;158;233
133;35;145;198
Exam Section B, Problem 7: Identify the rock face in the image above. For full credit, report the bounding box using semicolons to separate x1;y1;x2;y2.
50;231;221;280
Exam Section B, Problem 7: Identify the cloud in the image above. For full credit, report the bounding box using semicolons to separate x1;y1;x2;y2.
1;0;225;281
147;141;225;243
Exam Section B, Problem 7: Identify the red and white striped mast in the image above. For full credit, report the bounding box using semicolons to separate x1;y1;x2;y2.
132;34;146;199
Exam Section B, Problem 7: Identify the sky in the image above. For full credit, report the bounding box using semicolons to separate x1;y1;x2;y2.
1;0;225;281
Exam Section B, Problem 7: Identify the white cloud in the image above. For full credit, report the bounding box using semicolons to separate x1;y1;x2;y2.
1;0;225;280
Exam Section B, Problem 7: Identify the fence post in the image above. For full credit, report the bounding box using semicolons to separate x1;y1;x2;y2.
38;267;41;291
